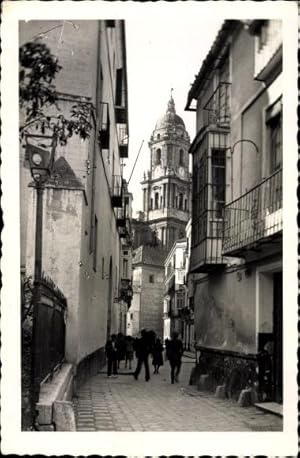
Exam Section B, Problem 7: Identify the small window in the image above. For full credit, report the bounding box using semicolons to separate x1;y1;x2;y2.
156;148;161;165
155;192;159;209
269;115;282;172
167;145;173;163
115;68;123;106
211;148;226;218
149;275;154;283
150;198;153;210
157;133;160;140
179;193;183;210
123;259;128;278
179;149;184;166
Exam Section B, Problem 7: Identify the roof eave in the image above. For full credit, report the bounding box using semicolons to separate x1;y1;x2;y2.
185;20;241;110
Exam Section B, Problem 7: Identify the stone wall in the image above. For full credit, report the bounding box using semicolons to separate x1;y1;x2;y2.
140;265;164;338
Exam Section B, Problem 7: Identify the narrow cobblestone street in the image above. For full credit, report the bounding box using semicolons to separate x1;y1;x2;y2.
74;354;282;432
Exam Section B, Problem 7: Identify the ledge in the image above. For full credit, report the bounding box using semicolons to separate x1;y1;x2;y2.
195;345;257;361
36;363;74;425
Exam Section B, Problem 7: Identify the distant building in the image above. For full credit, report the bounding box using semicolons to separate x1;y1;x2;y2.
129;96;192;337
183;218;195;351
186;20;282;405
20;20;130;428
128;245;168;338
163;238;187;341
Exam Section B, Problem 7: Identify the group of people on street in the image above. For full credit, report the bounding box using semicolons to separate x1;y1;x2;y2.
105;329;184;384
105;333;135;377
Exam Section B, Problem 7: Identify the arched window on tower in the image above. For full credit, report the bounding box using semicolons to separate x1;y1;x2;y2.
157;133;160;140
184;199;187;211
156;148;161;165
167;145;173;164
179;193;183;210
155;192;159;209
179;149;184;166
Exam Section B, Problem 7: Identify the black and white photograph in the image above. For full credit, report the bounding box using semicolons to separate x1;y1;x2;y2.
1;1;298;456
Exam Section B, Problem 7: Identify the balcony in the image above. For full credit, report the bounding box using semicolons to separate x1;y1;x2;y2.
111;175;123;207
190;236;225;273
203;82;231;128
115;89;128;124
223;168;282;256
119;279;133;308
190;209;226;273
117;123;129;158
119;217;132;241
165;275;175;295
116;207;126;227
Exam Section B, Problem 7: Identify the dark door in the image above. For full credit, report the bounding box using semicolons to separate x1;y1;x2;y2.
273;271;283;403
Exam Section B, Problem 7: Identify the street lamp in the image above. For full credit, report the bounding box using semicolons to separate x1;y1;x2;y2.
26;135;57;280
25;134;57;424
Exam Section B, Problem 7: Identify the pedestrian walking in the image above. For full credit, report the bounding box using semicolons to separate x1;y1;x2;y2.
152;337;164;374
164;337;170;361
116;332;126;369
105;334;118;378
125;335;134;370
166;331;184;384
133;329;151;381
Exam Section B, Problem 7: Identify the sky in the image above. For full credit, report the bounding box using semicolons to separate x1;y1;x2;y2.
123;17;223;215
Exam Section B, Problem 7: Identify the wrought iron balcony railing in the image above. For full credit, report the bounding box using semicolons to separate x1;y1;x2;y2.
223;168;282;256
203;82;231;128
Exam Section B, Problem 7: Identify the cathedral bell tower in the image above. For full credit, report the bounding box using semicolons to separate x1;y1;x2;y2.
141;94;191;249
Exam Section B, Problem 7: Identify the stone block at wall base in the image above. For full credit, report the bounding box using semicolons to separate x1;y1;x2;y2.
36;363;74;427
215;384;226;399
196;346;258;400
238;388;253;407
36;424;55;431
189;364;201;386
53;400;76;431
197;374;212;391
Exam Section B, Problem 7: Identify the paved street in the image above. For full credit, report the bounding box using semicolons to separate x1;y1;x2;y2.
73;354;282;432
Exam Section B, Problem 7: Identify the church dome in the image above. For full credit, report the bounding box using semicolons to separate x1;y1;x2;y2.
155;96;185;130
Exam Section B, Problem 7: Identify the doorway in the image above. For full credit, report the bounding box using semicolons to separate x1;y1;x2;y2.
273;271;283;403
257;265;283;403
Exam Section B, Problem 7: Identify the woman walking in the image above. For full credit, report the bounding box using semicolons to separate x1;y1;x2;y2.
152;337;164;374
125;336;134;370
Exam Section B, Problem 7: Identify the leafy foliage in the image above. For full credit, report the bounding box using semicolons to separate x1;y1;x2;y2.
19;41;93;145
21;275;34;324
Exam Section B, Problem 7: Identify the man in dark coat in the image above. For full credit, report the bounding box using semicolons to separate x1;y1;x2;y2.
105;334;118;377
166;331;184;384
133;329;151;381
